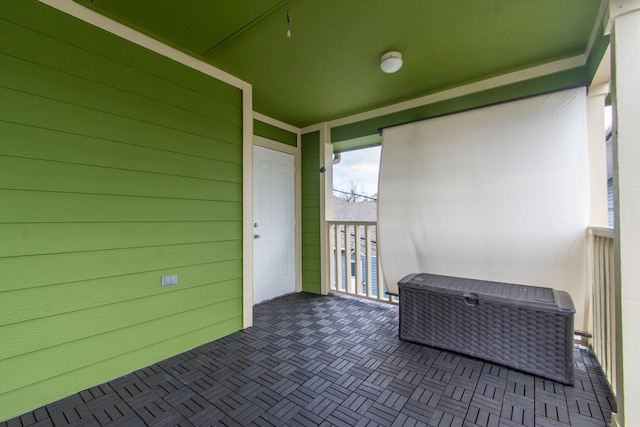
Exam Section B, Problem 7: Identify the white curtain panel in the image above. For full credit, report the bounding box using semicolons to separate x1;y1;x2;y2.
378;88;589;326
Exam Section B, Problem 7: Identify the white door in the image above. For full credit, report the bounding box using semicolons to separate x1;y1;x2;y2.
253;145;295;304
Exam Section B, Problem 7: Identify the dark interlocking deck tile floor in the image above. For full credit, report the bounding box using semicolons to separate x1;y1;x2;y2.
2;292;616;427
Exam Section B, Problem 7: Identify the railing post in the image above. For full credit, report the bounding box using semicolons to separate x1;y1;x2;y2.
365;224;373;298
354;224;363;296
334;223;343;292
588;226;617;401
345;224;354;294
329;223;336;292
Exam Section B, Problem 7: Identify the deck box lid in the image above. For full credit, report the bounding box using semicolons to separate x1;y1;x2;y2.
398;273;575;315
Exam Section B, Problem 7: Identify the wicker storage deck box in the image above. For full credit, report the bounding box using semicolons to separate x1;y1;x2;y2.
398;273;575;384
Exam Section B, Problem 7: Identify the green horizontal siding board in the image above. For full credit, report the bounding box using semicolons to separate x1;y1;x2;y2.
302;181;320;196
0;221;241;258
302;282;321;294
0;261;242;326
0;1;242;106
301;131;320;145
301;154;321;171
302;207;321;220
301;269;321;285
0;156;242;201
302;244;321;260
302;194;320;208
0;190;242;223
302;221;320;235
0;297;242;395
1;50;241;132
0;121;242;172
1;241;242;292
301;131;321;294
0;280;241;361
302;246;320;261
301;173;321;186
302;222;320;236
331;68;588;142
302;256;322;274
302;164;320;185
302;256;321;272
253;120;297;147
301;268;321;281
301;270;321;295
0;316;241;422
1;87;242;149
302;232;320;245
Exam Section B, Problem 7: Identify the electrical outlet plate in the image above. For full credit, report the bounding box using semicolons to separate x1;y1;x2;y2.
161;275;178;286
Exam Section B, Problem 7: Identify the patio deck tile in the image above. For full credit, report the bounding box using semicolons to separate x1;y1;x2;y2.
399;399;435;424
463;404;500;427
2;293;616;426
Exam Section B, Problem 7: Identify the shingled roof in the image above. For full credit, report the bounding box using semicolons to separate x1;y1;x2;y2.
333;196;377;222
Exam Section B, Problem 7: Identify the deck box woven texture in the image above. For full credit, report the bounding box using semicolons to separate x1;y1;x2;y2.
398;273;575;384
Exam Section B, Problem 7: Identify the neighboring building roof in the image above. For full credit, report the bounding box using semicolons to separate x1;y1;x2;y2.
333;196;377;222
331;196;378;257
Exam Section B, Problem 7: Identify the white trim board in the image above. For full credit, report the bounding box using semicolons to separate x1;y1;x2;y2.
325;55;586;130
300;122;327;135
38;0;245;89
242;84;254;328
253;112;301;135
584;0;611;61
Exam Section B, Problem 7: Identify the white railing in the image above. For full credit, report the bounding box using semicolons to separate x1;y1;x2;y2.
588;226;618;396
327;221;397;304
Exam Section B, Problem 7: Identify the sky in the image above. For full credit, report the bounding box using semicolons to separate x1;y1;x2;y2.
332;146;381;197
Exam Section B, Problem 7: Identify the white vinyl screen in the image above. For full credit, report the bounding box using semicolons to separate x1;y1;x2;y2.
378;88;589;328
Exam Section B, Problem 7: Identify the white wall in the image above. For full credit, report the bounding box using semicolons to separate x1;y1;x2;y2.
378;88;590;330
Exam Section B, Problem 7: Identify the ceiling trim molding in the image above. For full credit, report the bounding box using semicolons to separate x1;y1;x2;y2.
325;54;586;130
300;123;327;135
585;0;611;59
589;83;611;97
253;111;300;134
38;0;246;90
591;46;612;88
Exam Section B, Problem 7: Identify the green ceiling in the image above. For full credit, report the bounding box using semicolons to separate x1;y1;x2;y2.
75;0;603;128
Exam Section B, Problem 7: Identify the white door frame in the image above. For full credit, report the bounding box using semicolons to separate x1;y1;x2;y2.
247;135;302;310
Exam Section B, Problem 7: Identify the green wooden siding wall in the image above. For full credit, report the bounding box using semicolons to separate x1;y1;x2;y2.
0;1;243;420
301;131;321;294
253;119;297;147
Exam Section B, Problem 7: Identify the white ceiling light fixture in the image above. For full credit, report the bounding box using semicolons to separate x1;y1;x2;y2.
380;51;403;73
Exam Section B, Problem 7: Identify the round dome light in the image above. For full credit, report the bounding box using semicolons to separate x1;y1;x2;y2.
380;51;403;73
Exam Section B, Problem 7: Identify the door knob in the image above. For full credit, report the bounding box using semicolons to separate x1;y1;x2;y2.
254;234;261;239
